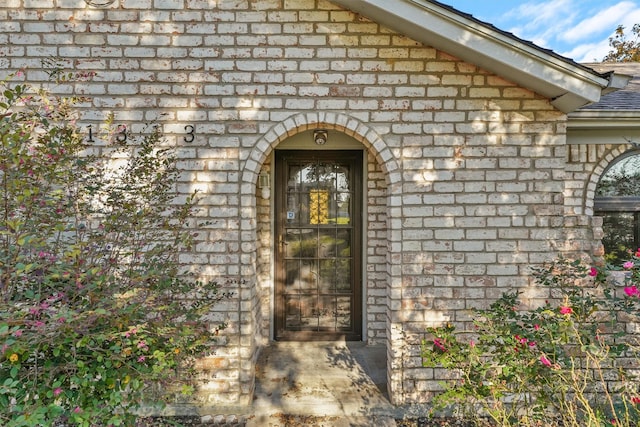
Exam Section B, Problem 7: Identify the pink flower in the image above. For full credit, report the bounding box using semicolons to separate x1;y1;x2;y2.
137;356;146;362
623;261;635;269
540;355;552;367
534;324;540;331
73;406;82;414
624;286;640;297
469;340;475;348
124;327;137;338
137;340;148;350
589;267;598;277
559;306;573;315
53;387;62;396
433;338;446;352
13;330;22;337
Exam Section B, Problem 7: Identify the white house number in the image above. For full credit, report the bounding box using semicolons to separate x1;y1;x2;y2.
86;124;196;144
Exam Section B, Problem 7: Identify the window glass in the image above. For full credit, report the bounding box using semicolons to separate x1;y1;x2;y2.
600;212;636;263
596;155;640;197
595;153;640;264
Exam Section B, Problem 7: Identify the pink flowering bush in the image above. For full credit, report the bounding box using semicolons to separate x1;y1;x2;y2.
423;256;640;426
0;71;226;426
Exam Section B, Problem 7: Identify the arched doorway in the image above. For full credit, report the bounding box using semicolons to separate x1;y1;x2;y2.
241;112;404;405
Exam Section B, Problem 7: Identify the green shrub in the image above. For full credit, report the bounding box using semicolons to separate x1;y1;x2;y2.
423;256;640;426
0;71;226;426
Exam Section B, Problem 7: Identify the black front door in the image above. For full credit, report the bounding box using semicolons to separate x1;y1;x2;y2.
274;150;363;341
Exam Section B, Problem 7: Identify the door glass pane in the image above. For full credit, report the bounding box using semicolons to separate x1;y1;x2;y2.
299;295;317;329
319;259;337;292
318;229;337;258
334;193;350;224
285;259;299;291
287;229;316;258
336;296;351;329
298;260;317;291
317;296;334;328
335;259;352;293
336;229;351;256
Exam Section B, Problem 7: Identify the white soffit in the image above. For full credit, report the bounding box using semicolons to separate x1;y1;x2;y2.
331;0;615;113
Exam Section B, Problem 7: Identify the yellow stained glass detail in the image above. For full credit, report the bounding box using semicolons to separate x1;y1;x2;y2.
310;189;329;224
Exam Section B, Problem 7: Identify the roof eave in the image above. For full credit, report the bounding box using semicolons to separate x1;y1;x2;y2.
331;0;616;113
568;110;640;129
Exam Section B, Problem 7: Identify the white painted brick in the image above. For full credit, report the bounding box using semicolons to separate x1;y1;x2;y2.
1;0;605;409
26;46;57;56
10;34;40;44
25;0;54;7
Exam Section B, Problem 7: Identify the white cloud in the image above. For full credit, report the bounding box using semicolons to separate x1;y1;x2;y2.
566;6;640;62
500;0;579;49
561;40;611;63
449;0;640;63
495;0;640;62
561;1;636;42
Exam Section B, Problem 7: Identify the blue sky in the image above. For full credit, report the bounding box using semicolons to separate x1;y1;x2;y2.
444;0;640;62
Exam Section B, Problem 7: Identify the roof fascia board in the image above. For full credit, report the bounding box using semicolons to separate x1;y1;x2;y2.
331;0;613;112
567;128;640;146
568;110;640;129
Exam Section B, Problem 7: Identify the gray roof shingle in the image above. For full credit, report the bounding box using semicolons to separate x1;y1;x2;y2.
581;63;640;110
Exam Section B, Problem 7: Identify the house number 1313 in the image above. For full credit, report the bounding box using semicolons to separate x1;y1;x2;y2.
86;124;197;144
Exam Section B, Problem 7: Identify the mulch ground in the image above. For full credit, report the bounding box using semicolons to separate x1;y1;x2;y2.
137;415;494;426
396;418;492;427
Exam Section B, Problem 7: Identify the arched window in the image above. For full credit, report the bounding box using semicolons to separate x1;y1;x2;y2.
595;152;640;263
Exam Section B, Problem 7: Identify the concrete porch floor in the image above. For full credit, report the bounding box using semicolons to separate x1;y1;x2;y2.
246;341;402;426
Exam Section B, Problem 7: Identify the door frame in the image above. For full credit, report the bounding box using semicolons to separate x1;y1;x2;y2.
273;149;363;341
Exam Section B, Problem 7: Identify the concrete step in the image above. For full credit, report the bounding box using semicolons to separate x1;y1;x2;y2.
248;341;400;426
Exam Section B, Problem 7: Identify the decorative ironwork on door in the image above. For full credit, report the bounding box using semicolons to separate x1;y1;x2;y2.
275;150;362;340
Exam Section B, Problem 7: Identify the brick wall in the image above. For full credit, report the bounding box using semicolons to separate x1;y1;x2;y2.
0;0;601;408
366;152;389;344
